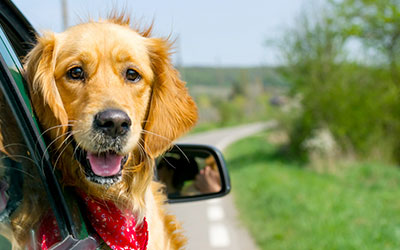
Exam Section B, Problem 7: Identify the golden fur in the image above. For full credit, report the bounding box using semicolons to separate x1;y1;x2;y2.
10;15;197;249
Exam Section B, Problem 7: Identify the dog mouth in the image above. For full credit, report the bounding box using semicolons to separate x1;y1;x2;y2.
72;140;129;185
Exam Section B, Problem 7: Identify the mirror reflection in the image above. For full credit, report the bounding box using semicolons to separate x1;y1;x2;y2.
156;148;222;198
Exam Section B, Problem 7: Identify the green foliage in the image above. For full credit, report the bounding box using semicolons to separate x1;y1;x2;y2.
226;133;400;250
181;66;287;88
276;0;400;163
182;67;283;129
333;0;400;86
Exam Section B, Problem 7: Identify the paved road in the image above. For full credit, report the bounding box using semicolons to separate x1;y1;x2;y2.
167;121;276;250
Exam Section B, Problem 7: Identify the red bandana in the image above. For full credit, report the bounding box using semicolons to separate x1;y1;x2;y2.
81;193;148;250
38;194;148;250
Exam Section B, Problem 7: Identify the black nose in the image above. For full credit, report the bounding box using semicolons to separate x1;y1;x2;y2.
93;109;131;137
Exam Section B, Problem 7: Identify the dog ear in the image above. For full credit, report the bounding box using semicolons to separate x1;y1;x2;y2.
143;38;198;158
24;32;68;140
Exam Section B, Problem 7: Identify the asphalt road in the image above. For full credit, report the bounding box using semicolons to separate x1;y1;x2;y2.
168;121;276;250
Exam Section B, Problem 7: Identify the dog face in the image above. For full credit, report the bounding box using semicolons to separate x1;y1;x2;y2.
24;18;197;195
54;22;154;184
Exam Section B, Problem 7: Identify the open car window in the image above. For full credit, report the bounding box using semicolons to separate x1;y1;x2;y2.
0;22;99;249
0;87;61;249
0;24;66;249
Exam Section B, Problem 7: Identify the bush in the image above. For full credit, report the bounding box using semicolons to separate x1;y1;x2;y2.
275;2;400;164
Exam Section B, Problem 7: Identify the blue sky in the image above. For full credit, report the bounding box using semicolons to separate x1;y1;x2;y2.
13;0;306;67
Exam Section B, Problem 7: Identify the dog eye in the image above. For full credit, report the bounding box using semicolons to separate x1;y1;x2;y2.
126;69;141;83
68;67;85;80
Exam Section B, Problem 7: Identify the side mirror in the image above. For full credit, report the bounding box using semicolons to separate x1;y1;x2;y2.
156;144;231;203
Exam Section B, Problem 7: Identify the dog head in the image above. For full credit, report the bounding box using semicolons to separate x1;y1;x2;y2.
24;17;197;208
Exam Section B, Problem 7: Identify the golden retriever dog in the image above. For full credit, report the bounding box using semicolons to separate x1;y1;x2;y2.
8;14;197;250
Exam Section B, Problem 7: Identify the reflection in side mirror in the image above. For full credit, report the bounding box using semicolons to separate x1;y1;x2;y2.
156;144;231;203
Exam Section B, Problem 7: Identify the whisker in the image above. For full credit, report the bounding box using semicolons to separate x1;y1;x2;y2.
170;144;190;164
141;130;190;164
40;131;72;167
34;123;76;149
53;131;81;172
0;155;38;178
0;143;29;152
0;154;38;168
140;130;172;143
73;140;88;178
137;138;153;169
136;141;146;166
158;155;177;170
72;136;85;160
37;123;76;139
91;133;100;152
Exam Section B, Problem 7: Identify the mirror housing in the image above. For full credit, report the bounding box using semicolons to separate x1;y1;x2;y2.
156;144;231;203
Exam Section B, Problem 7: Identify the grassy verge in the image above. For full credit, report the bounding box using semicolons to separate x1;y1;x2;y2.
190;122;221;134
225;132;400;250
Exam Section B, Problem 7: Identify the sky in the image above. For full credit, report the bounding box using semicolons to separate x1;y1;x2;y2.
13;0;306;67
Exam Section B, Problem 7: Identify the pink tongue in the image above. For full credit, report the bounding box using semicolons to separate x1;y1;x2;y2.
87;152;123;177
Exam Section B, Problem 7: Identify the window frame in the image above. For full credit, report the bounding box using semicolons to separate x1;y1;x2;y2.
0;0;80;241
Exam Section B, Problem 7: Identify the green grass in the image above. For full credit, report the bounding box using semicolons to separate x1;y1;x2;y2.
225;132;400;250
191;119;265;134
190;123;221;134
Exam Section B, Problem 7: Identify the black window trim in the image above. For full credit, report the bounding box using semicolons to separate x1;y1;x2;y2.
0;0;80;240
0;48;77;239
0;0;36;57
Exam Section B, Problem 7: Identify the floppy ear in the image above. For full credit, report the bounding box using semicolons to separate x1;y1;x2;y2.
24;32;68;140
143;38;198;158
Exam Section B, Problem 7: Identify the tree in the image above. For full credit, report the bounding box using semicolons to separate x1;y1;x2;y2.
274;0;400;163
332;0;400;87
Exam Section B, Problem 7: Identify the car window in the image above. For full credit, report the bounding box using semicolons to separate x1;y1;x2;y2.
0;90;63;249
0;22;99;249
0;0;35;61
0;28;66;250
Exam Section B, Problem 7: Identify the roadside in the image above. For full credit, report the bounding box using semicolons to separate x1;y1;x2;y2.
178;121;277;149
167;122;276;250
225;130;400;250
